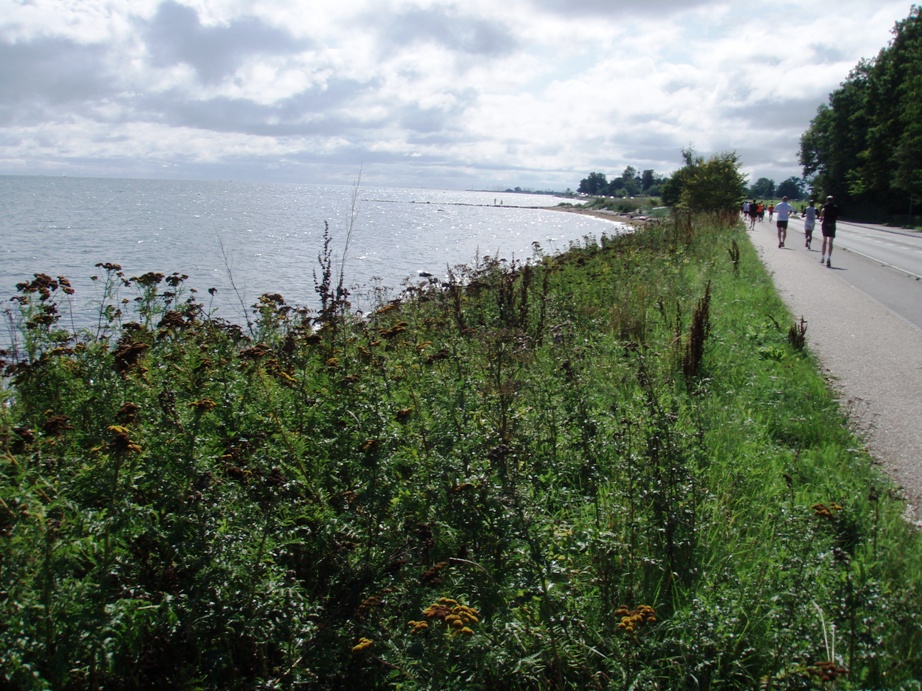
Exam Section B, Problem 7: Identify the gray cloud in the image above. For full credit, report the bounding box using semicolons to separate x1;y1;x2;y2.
131;76;377;137
0;39;112;121
143;1;308;84
727;97;827;133
529;0;711;17
372;7;518;56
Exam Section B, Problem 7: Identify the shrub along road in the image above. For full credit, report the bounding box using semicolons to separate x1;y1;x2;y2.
747;217;922;522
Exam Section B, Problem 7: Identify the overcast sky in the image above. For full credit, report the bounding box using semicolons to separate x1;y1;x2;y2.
0;0;914;191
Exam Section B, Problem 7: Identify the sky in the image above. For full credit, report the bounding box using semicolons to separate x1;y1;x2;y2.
0;0;915;191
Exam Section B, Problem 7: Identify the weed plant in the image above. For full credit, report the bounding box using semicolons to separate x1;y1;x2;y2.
1;218;921;689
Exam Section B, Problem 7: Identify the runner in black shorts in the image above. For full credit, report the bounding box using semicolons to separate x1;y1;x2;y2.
820;195;840;267
774;196;794;248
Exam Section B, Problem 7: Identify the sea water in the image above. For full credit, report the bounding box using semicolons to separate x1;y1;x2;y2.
0;175;624;326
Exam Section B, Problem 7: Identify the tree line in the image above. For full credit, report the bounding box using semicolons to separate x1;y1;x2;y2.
747;176;804;201
800;6;922;221
577;167;668;197
578;149;748;220
580;165;805;204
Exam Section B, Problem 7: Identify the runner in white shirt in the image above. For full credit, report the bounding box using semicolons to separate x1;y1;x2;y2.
802;200;817;249
774;196;794;248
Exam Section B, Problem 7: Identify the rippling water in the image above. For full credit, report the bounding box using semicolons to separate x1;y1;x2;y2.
0;175;623;325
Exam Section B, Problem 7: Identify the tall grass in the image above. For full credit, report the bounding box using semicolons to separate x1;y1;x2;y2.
1;216;920;689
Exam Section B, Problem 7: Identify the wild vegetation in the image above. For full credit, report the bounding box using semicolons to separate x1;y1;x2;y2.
2;215;921;689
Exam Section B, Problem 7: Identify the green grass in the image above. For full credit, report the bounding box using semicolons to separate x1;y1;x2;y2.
1;219;920;689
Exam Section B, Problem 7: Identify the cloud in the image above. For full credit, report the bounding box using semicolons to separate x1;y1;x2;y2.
0;0;915;189
373;7;519;57
144;1;307;84
0;39;111;123
528;0;712;18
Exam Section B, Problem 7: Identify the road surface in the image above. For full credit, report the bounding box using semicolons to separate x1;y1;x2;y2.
747;215;922;523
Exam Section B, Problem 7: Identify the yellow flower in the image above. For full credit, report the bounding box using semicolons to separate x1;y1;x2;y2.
408;620;429;634
352;637;374;653
421;598;481;637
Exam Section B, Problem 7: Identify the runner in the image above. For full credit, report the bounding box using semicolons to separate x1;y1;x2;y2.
774;196;794;248
802;199;817;249
820;195;841;268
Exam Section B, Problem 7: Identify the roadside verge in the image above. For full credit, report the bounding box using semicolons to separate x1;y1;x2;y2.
746;219;922;522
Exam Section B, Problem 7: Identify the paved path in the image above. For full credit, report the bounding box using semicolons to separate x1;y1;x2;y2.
746;217;922;522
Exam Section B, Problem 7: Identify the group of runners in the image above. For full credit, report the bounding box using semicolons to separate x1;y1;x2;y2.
744;196;841;268
742;200;768;226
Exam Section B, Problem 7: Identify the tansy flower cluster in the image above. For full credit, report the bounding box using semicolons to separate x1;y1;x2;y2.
615;605;657;635
107;425;142;454
809;660;849;683
418;598;480;636
407;619;429;634
352;637;374;653
813;502;843;518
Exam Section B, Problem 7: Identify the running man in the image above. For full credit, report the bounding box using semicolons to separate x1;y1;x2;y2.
819;195;840;267
802;200;817;249
774;196;794;248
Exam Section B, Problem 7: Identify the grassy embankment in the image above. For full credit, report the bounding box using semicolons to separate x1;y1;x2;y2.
1;215;921;689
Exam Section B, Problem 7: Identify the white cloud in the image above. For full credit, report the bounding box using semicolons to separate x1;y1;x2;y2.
0;0;914;189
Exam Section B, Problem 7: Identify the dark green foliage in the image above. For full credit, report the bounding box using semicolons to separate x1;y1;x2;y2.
1;216;921;689
750;177;776;199
662;147;748;222
776;176;805;201
800;6;922;221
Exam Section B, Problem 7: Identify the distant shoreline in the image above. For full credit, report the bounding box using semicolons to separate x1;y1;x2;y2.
546;204;655;227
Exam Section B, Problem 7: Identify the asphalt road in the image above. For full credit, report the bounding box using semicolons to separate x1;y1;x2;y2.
747;216;922;523
763;213;922;329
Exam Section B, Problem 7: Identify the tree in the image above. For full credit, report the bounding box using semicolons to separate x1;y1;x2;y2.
619;166;641;196
577;166;666;198
750;177;776;199
641;169;655;192
799;6;922;217
578;172;609;195
661;168;690;207
776;177;804;200
663;147;748;216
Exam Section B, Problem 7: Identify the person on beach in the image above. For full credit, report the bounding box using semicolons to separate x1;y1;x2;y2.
774;196;793;248
819;195;840;267
803;200;817;249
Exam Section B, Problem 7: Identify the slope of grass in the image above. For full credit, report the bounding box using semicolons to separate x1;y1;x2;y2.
1;218;920;689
